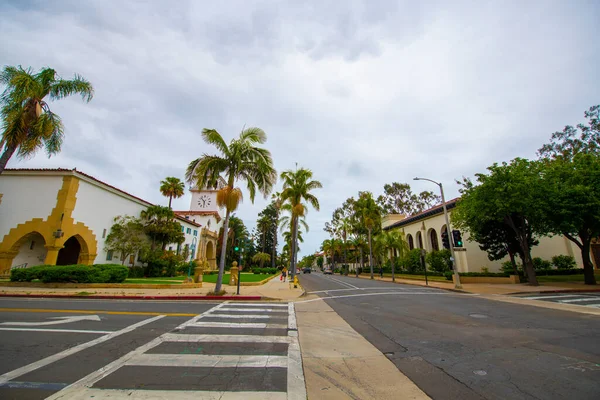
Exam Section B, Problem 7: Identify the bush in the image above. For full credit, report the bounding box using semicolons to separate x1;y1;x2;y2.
399;249;423;273
501;261;521;274
128;267;145;278
10;264;128;283
532;257;552;271
552;255;576;270
425;250;452;273
444;271;453;280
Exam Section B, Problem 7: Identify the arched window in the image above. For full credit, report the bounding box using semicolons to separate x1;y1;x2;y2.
416;231;423;249
407;234;414;250
429;229;439;251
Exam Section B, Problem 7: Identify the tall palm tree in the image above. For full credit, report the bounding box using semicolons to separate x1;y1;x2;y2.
270;191;282;268
160;177;185;208
0;66;94;174
280;168;322;278
353;192;381;279
379;230;409;282
334;217;352;275
186;127;276;292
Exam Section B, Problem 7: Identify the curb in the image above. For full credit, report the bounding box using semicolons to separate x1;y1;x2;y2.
0;294;263;301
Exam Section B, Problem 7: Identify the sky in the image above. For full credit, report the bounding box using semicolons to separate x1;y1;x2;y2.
1;0;598;258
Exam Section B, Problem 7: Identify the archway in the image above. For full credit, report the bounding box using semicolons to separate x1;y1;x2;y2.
407;234;414;250
205;240;216;270
57;236;81;265
416;232;423;249
10;232;48;268
428;228;439;251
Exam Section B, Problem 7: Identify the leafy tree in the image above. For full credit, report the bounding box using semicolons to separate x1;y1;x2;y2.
140;205;185;250
353;191;381;279
376;182;440;216
0;66;93;174
217;214;248;269
453;159;547;285
256;204;277;268
378;229;409;281
425;249;452;273
537;105;600;285
186;127;276;292
252;252;271;266
160;177;185;208
279;167;322;277
105;216;148;265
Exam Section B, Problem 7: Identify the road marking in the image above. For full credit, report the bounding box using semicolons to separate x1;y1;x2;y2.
0;315;101;326
520;295;590;300
326;275;361;289
55;388;287;399
189;321;288;329
161;333;291;343
297;291;477;303
126;353;288;368
0;381;68;390
206;313;271;319
0;315;165;385
558;298;600;303
287;305;306;400
47;303;229;399
219;307;287;313
0;308;197;317
0;327;112;334
307;287;428;294
288;302;297;330
228;303;288;307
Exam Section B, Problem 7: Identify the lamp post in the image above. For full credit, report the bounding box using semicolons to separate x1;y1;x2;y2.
413;177;462;289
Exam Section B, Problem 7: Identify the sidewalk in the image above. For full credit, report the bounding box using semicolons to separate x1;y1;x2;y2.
346;274;600;295
0;274;304;301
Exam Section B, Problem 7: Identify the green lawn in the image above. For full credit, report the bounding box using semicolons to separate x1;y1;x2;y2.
201;273;275;284
123;273;275;285
536;273;600;283
124;279;184;284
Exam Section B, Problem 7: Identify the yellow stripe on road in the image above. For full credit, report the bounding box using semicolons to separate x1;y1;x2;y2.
0;308;196;317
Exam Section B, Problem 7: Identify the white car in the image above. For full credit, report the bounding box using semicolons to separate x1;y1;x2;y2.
323;268;333;275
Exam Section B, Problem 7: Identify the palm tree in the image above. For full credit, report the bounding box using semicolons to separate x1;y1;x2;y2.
270;191;282;268
378;230;409;282
252;252;271;267
0;66;94;174
334;217;352;275
353;192;381;279
279;168;322;278
160;177;185;208
186;127;276;292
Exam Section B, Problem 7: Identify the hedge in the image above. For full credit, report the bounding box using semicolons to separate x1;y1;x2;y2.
10;264;128;283
252;267;278;275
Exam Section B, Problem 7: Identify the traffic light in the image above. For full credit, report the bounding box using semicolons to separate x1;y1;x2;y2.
234;245;240;252
452;230;463;247
441;231;450;249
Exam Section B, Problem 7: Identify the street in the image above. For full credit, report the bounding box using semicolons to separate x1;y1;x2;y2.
299;272;600;400
0;298;303;399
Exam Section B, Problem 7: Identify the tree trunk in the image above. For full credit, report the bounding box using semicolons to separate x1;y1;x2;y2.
215;209;231;292
368;228;374;279
581;239;597;285
521;244;538;286
0;143;17;175
391;251;395;282
272;216;277;269
505;215;538;286
289;216;298;279
508;250;519;276
343;241;347;275
168;196;172;209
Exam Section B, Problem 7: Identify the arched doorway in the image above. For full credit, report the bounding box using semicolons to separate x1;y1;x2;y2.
407;234;414;250
10;232;47;268
429;229;439;251
57;236;81;265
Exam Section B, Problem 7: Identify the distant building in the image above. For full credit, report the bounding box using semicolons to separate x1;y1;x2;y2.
0;168;223;274
382;199;599;272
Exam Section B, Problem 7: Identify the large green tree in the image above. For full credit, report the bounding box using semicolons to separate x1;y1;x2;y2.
105;216;148;265
538;105;600;285
140;205;185;250
279;167;322;278
376;182;440;216
379;229;409;281
186;127;276;292
353;191;381;279
454;159;547;285
160;177;185;208
0;66;93;174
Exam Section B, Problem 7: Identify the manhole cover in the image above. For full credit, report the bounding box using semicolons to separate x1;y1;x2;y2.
469;313;489;319
473;370;488;376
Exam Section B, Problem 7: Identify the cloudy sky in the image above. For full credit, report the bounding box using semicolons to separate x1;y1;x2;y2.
1;0;598;257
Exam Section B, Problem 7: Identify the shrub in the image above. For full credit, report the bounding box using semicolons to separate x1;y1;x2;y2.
425;250;452;273
11;264;128;283
444;271;453;280
400;249;423;273
532;257;552;272
552;255;576;270
501;261;521;274
128;267;145;278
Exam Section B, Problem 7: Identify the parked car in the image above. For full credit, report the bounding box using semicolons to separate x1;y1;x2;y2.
303;267;311;274
323;267;333;275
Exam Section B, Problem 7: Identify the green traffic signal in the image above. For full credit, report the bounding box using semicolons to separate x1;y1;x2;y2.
234;246;240;251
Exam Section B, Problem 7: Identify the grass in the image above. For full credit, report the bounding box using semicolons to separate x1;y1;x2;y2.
123;273;275;285
536;273;600;283
201;273;275;284
124;279;184;285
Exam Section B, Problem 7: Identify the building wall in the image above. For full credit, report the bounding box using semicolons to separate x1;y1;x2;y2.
72;178;149;265
0;175;63;239
11;233;48;267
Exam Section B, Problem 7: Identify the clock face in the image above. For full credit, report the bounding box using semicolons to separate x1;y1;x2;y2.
197;194;211;208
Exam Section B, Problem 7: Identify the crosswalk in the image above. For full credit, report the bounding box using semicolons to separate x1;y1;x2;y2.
48;301;306;399
517;292;600;308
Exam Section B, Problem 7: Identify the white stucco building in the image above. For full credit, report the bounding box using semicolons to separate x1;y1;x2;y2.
0;168;223;274
382;199;599;272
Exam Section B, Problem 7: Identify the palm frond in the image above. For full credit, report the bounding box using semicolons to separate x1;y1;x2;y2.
49;74;94;102
201;129;230;156
239;126;267;144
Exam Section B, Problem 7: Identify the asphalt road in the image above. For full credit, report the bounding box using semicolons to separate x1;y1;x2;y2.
0;297;302;399
299;272;600;400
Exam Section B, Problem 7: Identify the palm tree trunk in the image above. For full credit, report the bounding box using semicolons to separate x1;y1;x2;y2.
168;196;172;209
0;143;18;175
391;251;395;282
368;228;374;279
271;216;277;269
215;209;231;292
291;216;299;278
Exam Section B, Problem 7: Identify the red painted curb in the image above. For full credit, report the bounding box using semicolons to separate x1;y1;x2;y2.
0;294;263;301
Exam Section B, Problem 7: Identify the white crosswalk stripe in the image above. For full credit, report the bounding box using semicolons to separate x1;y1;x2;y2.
47;301;306;399
519;292;600;308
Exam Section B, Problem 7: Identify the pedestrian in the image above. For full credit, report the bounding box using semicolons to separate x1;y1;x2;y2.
282;267;287;282
379;266;383;278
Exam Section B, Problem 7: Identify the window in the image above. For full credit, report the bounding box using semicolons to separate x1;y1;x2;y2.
193;230;198;236
186;228;191;234
185;216;189;219
102;228;107;239
106;250;113;261
181;225;184;232
129;255;135;265
176;243;181;255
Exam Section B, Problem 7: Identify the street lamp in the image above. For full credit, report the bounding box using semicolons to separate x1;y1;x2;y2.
413;177;462;289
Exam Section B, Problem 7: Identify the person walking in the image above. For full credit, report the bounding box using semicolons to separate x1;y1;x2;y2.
281;267;287;282
379;266;383;278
